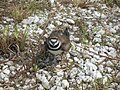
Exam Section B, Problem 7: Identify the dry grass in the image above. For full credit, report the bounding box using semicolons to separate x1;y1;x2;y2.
0;0;120;89
0;0;51;22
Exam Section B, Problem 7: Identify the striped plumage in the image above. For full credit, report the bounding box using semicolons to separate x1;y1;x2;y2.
35;28;71;68
46;28;71;56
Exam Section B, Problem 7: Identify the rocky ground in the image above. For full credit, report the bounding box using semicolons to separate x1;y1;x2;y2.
0;1;120;90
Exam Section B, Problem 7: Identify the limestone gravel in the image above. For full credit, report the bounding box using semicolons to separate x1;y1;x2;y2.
0;1;120;90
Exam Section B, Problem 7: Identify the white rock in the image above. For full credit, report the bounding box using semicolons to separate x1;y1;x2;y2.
3;17;14;22
87;16;94;19
69;59;74;63
3;65;8;69
76;46;81;52
89;48;95;53
91;58;97;63
22;24;27;28
4;77;9;82
0;24;4;30
49;0;55;6
66;53;70;58
4;86;15;90
109;28;116;33
38;84;44;90
98;29;105;35
41;75;50;89
110;37;116;43
74;37;80;42
118;84;120;89
95;34;101;38
3;20;7;24
36;73;42;79
108;47;117;57
33;15;39;23
0;87;3;90
94;11;101;17
107;67;113;73
25;79;31;84
61;79;69;88
93;54;100;59
22;18;32;24
106;61;114;66
92;71;102;79
3;68;10;75
56;86;64;90
55;77;62;86
99;52;107;57
70;35;75;41
81;76;93;82
36;28;44;34
47;24;56;30
57;71;64;77
74;57;80;62
55;21;62;25
103;76;108;84
10;66;16;71
86;61;98;71
50;86;56;90
76;78;82;84
56;65;61;69
66;19;75;25
23;86;29;89
114;25;119;30
70;67;78;78
16;84;20;87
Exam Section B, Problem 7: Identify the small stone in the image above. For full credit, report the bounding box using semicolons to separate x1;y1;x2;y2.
47;24;56;30
33;15;39;23
69;51;77;57
74;37;80;42
41;76;50;89
117;84;120;90
81;76;93;82
49;0;55;6
55;21;62;25
92;71;102;79
94;11;101;17
66;19;75;25
0;87;3;90
23;86;29;89
38;84;44;90
10;66;16;71
25;79;31;84
54;76;62;86
50;86;56;90
37;28;44;34
70;67;78;78
57;71;64;77
56;65;61;68
74;57;79;62
108;47;117;57
56;86;64;90
103;77;108;84
22;18;32;24
107;67;113;73
68;59;74;64
109;28;116;33
61;79;69;88
3;68;10;75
